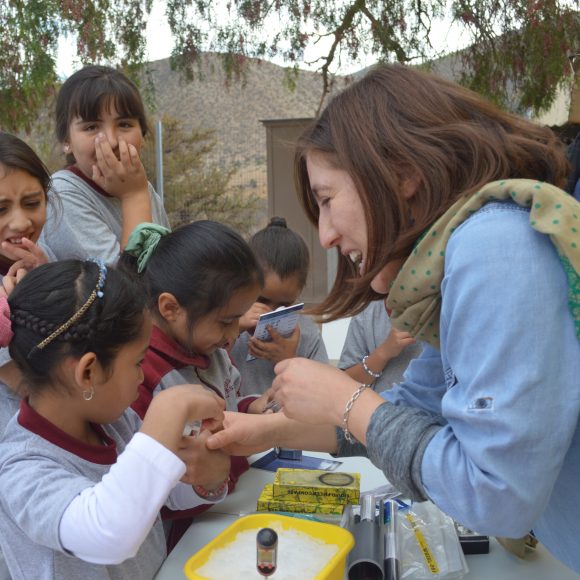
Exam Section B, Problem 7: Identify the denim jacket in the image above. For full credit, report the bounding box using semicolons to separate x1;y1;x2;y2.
376;201;580;572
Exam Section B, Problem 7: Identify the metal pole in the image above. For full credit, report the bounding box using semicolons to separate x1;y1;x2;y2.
155;119;164;203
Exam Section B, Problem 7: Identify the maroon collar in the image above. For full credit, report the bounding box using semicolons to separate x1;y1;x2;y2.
150;325;210;370
66;165;112;198
18;398;118;465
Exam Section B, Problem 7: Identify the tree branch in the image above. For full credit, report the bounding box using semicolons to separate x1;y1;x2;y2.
316;0;366;113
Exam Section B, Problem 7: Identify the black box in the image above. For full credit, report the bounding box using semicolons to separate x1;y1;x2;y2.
454;522;490;555
275;447;303;460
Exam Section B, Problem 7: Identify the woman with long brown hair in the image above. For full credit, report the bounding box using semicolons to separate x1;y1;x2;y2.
208;64;580;573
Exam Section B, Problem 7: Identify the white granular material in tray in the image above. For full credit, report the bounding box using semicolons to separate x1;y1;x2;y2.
195;524;339;579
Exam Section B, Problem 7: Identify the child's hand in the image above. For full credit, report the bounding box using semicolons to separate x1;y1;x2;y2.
379;328;416;359
239;302;272;334
140;384;226;453
1;237;48;272
176;429;231;487
248;324;300;364
180;385;226;430
247;391;272;414
92;133;149;199
0;266;27;298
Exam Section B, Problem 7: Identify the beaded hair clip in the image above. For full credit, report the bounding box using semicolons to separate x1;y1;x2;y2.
28;258;107;358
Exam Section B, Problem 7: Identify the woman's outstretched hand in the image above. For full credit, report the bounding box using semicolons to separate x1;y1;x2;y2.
206;411;279;456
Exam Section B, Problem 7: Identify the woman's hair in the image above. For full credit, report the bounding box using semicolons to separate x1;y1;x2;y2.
0;132;51;195
8;260;145;393
295;63;570;321
250;216;310;289
55;65;149;165
119;220;263;337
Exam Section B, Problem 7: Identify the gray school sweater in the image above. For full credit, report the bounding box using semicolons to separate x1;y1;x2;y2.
230;315;329;397
0;406;167;580
338;300;423;391
0;382;18;437
41;169;170;265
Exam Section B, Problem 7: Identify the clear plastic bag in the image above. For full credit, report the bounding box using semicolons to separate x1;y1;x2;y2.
398;501;468;580
360;483;402;503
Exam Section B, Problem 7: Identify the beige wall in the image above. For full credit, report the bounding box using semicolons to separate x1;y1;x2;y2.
535;84;572;126
262;118;332;305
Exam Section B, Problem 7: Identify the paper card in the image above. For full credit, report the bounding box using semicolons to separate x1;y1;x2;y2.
251;449;343;472
246;303;304;361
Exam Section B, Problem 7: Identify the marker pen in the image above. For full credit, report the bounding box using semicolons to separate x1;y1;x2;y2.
384;500;401;580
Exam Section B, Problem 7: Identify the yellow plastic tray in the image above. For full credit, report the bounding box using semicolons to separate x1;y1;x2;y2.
184;513;354;580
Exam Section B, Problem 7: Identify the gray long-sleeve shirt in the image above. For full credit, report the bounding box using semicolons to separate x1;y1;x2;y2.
335;401;444;501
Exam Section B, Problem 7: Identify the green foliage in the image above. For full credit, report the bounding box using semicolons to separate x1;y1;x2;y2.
1;0;579;131
451;0;580;113
0;0;149;132
141;116;264;237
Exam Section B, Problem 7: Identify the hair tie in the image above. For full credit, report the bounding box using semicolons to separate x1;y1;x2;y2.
0;296;14;348
269;216;287;228
125;223;170;273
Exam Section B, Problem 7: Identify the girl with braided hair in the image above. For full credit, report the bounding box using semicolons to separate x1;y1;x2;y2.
0;260;226;579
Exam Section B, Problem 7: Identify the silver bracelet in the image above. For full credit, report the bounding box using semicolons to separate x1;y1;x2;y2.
362;354;381;379
342;384;370;444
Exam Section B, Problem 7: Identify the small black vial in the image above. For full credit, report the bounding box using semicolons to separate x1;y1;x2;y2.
256;527;278;576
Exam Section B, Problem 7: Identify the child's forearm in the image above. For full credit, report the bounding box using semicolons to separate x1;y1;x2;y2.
246;393;269;414
344;363;374;384
121;192;152;249
343;345;394;384
59;432;184;564
140;389;189;452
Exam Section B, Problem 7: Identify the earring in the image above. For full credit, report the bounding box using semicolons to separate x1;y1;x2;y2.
64;144;70;153
82;386;94;401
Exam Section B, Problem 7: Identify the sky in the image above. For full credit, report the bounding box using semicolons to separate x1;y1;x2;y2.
56;1;469;79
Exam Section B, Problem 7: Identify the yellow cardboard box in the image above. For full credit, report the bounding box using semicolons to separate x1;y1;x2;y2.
272;468;360;504
257;484;346;515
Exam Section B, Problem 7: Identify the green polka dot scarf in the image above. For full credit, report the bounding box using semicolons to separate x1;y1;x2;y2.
386;179;580;349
